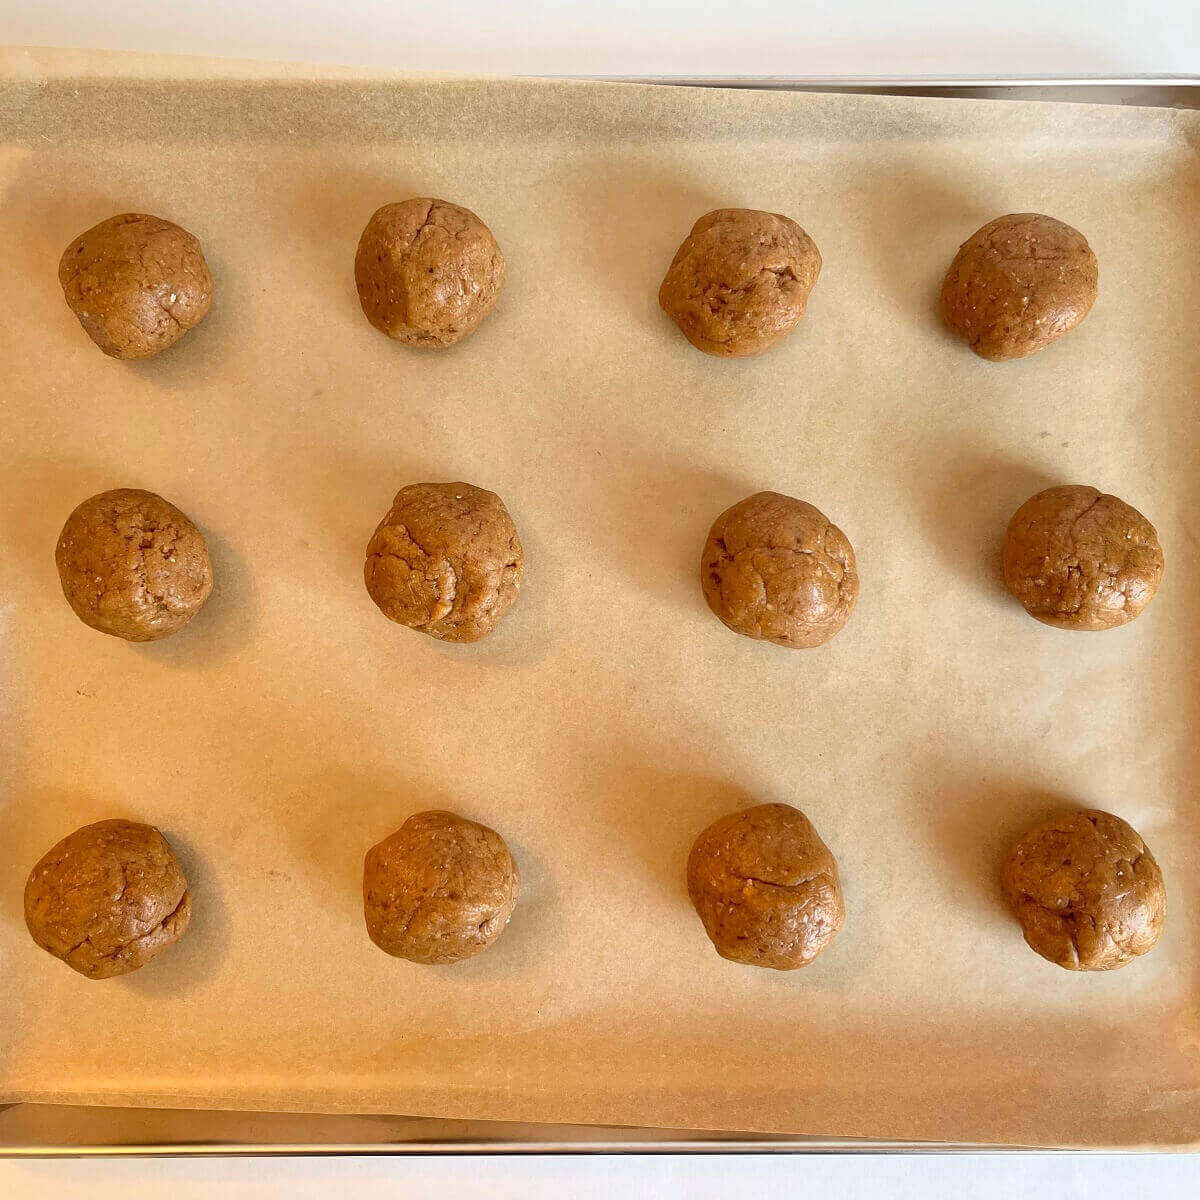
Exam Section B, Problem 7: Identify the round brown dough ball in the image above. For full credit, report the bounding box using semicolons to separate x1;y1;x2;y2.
354;198;505;348
658;208;822;357
363;810;520;965
24;819;192;979
1001;484;1163;630
59;213;213;359
687;803;844;970
55;488;214;642
1001;809;1165;971
364;481;524;643
939;213;1098;361
701;491;857;649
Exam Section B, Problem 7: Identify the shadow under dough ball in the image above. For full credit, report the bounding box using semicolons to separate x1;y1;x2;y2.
354;198;505;348
701;490;857;648
363;810;521;965
658;208;821;357
56;488;214;642
59;213;213;359
24;819;192;979
364;481;525;643
687;803;844;970
1001;809;1165;971
939;213;1097;361
1001;484;1163;630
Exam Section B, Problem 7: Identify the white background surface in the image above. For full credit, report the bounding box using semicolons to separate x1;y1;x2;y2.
0;0;1197;77
0;1;1196;1195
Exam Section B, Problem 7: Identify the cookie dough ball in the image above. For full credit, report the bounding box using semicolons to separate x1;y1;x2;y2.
1001;809;1165;971
658;208;822;356
940;214;1098;361
363;810;520;965
354;198;505;348
55;488;214;642
59;213;213;359
701;491;857;649
1002;485;1163;630
364;481;524;643
24;819;192;979
687;803;844;970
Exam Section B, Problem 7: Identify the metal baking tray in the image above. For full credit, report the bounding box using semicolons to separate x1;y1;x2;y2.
1;72;1196;1159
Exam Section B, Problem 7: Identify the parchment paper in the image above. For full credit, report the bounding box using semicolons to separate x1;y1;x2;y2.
1;48;1198;1148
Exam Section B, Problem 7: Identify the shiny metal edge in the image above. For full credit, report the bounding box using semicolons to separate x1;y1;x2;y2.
3;75;1193;1157
0;1103;1039;1156
582;76;1200;108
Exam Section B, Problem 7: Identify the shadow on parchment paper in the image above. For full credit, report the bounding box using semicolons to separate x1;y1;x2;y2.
903;751;1079;924
277;165;524;365
2;163;239;388
121;827;232;998
277;766;556;982
0;790;229;993
559;157;724;341
849;165;986;344
0;457;256;669
129;527;258;672
915;450;1055;601
0;458;114;567
279;167;418;327
580;752;885;981
577;451;750;613
277;444;555;669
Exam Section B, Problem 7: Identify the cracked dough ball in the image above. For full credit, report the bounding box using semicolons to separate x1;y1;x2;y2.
1001;809;1165;971
687;803;844;970
59;213;213;359
1002;485;1163;630
364;481;524;643
658;208;821;356
701;491;857;648
55;488;214;642
24;819;192;979
354;198;505;348
363;810;520;965
940;213;1098;361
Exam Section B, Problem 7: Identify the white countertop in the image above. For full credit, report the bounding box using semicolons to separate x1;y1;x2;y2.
2;1152;1199;1197
0;1;1196;1194
0;0;1196;77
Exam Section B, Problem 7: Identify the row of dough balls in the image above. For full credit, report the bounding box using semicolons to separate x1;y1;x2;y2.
24;801;1165;980
54;479;1164;648
57;202;1098;362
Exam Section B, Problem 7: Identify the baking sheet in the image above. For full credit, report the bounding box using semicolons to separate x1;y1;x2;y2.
1;48;1198;1150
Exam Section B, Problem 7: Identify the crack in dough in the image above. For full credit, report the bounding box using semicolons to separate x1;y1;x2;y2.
687;803;844;971
701;491;857;649
1001;809;1165;972
364;481;524;643
24;819;192;980
1002;485;1163;630
939;213;1097;361
354;197;505;348
659;208;821;357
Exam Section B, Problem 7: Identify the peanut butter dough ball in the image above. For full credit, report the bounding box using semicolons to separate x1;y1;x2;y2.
1001;809;1165;971
55;488;214;642
940;213;1098;361
658;208;822;356
701;491;857;649
364;481;524;643
354;198;505;348
1001;485;1163;630
59;213;213;359
363;810;520;965
24;819;192;979
687;803;844;970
